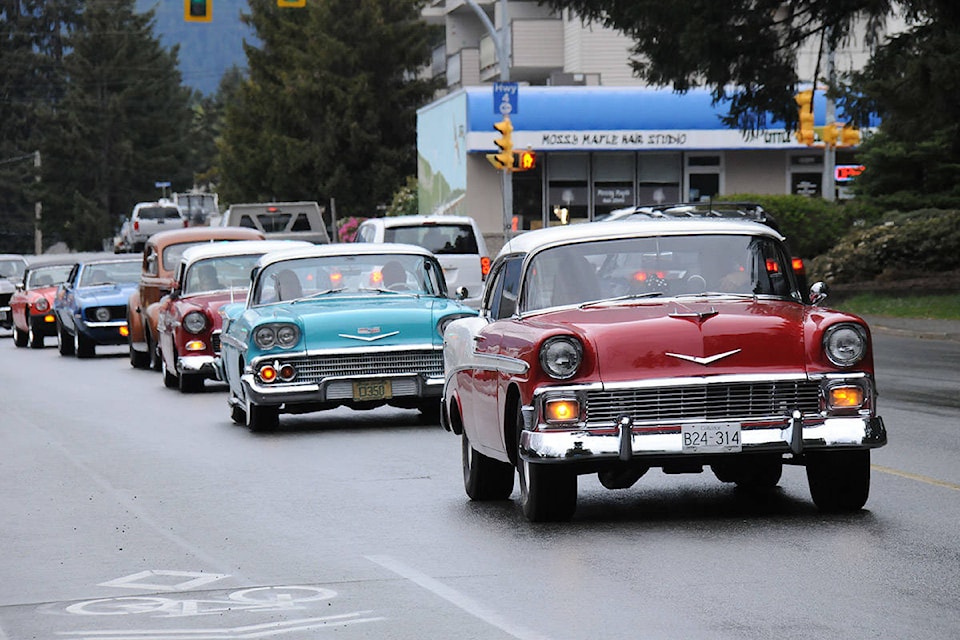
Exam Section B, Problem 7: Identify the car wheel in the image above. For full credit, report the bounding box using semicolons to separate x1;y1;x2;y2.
57;321;75;356
462;432;514;501
129;341;149;369
806;449;871;512
13;325;28;348
162;357;178;389
230;403;246;425
246;402;279;433
146;329;161;371
75;330;95;358
179;372;204;394
518;458;577;522
28;322;44;349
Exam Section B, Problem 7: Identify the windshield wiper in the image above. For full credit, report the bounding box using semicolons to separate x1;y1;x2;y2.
674;291;756;299
290;287;347;302
357;287;419;297
579;291;663;309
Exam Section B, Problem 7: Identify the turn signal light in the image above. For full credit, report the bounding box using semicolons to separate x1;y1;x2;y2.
185;340;206;352
829;386;864;409
544;398;580;424
258;364;278;383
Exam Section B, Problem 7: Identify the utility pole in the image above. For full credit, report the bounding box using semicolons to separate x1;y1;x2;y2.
466;0;513;241
822;34;836;202
34;150;42;255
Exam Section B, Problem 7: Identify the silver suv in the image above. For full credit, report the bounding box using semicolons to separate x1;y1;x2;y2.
353;215;489;308
125;201;187;252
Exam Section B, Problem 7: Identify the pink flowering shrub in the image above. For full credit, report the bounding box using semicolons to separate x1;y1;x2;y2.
337;217;365;242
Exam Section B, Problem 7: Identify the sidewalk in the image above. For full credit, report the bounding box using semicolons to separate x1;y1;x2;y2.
861;314;960;342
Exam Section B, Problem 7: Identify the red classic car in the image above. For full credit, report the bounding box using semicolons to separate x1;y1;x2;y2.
156;240;311;392
10;259;76;348
442;206;887;521
127;226;264;370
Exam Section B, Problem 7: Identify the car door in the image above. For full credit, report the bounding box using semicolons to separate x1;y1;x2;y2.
56;264;80;333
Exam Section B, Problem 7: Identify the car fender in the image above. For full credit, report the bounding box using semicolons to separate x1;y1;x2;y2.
126;290;145;347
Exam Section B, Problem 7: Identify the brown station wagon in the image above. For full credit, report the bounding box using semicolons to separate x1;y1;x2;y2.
127;227;263;369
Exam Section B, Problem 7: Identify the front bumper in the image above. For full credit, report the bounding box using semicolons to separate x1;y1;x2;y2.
241;372;444;407
76;320;129;346
179;355;220;380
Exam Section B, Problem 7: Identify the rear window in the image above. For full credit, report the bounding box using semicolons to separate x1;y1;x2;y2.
385;224;478;255
138;207;182;221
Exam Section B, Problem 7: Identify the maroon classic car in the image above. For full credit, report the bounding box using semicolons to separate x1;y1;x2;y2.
156;240;311;392
441;205;886;521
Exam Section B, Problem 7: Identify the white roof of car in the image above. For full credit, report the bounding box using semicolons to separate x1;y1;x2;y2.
497;219;784;258
367;214;479;227
257;242;434;269
179;240;314;266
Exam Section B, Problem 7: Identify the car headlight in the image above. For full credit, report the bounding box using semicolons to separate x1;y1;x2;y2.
94;307;111;322
253;324;299;350
823;323;868;367
33;298;49;312
183;311;208;334
437;313;474;337
539;336;583;380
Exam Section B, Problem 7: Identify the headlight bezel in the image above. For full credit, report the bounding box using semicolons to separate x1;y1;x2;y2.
33;297;50;312
823;323;868;367
539;335;583;380
182;310;208;334
253;323;300;350
94;307;111;323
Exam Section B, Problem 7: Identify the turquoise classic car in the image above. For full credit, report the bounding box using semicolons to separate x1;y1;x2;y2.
220;243;478;431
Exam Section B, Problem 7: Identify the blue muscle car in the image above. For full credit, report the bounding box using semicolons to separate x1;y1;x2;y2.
53;256;142;358
219;243;477;431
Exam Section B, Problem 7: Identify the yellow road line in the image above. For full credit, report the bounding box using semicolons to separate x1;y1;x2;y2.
872;464;960;491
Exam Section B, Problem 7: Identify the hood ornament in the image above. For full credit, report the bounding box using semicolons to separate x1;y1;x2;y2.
669;306;719;321
665;348;741;366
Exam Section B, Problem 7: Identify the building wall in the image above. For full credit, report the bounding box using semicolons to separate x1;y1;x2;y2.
724;150;791;195
562;13;642;86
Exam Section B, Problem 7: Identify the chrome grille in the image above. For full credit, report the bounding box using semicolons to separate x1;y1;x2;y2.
83;305;126;322
211;331;221;354
586;380;821;426
282;350;443;384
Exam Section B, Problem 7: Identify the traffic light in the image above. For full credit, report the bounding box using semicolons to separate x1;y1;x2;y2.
839;124;861;147
795;90;814;146
278;0;307;6
184;0;212;22
492;116;514;170
516;149;537;171
820;122;839;148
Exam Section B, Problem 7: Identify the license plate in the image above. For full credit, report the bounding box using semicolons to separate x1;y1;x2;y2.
681;422;742;453
352;379;392;401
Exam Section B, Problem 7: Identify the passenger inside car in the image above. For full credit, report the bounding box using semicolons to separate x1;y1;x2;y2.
381;260;409;290
274;269;303;301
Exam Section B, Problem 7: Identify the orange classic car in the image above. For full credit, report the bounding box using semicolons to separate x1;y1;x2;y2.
126;227;263;369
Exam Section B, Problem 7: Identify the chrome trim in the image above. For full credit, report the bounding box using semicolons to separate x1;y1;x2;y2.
599;372;809;390
179;355;220;379
303;343;438;357
338;331;400;342
83;320;128;328
220;333;249;353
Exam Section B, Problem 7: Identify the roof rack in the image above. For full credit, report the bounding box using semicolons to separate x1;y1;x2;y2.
609;201;781;232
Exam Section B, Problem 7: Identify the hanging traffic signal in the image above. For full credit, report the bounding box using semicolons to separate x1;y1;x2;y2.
516;149;537;171
278;0;307;6
820;122;839;148
839;124;861;147
795;90;814;146
492;116;514;170
184;0;212;22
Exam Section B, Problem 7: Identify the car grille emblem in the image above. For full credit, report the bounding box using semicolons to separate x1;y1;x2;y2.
339;330;400;342
665;348;741;366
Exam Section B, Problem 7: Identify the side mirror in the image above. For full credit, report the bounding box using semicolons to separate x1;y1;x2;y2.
455;286;469;301
809;281;828;305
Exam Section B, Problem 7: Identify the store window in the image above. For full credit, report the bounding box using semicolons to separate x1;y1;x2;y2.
592;153;635;218
685;154;723;201
513;161;544;231
547;153;589;226
790;154;822;198
638;153;682;205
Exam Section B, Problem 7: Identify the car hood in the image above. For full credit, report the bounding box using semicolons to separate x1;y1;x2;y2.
74;283;139;306
245;295;472;349
528;298;809;381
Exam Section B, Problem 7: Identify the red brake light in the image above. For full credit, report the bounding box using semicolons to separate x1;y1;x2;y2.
791;257;805;274
633;271;648;282
765;258;780;273
480;257;491;278
133;220;139;231
370;270;384;285
267;206;279;213
329;271;343;285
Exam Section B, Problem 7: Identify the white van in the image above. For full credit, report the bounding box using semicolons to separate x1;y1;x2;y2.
353;215;490;308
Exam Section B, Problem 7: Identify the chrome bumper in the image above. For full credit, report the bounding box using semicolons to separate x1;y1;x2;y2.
519;413;887;463
179;355;220;380
241;373;444;406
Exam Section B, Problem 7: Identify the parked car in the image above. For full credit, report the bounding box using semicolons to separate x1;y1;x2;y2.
53;255;141;358
124;200;188;252
219;243;477;431
0;253;29;331
441;215;887;521
156;239;312;393
127;227;265;370
353;215;490;308
219;201;330;244
10;258;76;348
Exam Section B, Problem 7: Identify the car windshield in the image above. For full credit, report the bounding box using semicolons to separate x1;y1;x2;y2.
80;261;141;286
26;265;73;289
139;206;182;220
384;224;479;255
521;233;797;311
253;253;445;304
0;259;26;279
183;254;262;295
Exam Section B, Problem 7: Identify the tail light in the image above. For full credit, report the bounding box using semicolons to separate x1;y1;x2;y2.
480;256;491;278
765;258;781;273
133;220;140;231
792;257;805;275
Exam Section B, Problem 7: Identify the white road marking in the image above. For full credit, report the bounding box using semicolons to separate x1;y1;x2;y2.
99;571;230;592
366;555;553;640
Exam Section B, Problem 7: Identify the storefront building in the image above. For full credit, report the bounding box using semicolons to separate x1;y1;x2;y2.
417;85;863;249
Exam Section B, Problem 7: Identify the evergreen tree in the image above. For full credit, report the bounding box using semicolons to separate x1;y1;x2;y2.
46;0;194;250
219;0;440;216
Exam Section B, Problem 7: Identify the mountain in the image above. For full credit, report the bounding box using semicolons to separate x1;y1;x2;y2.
136;1;255;96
